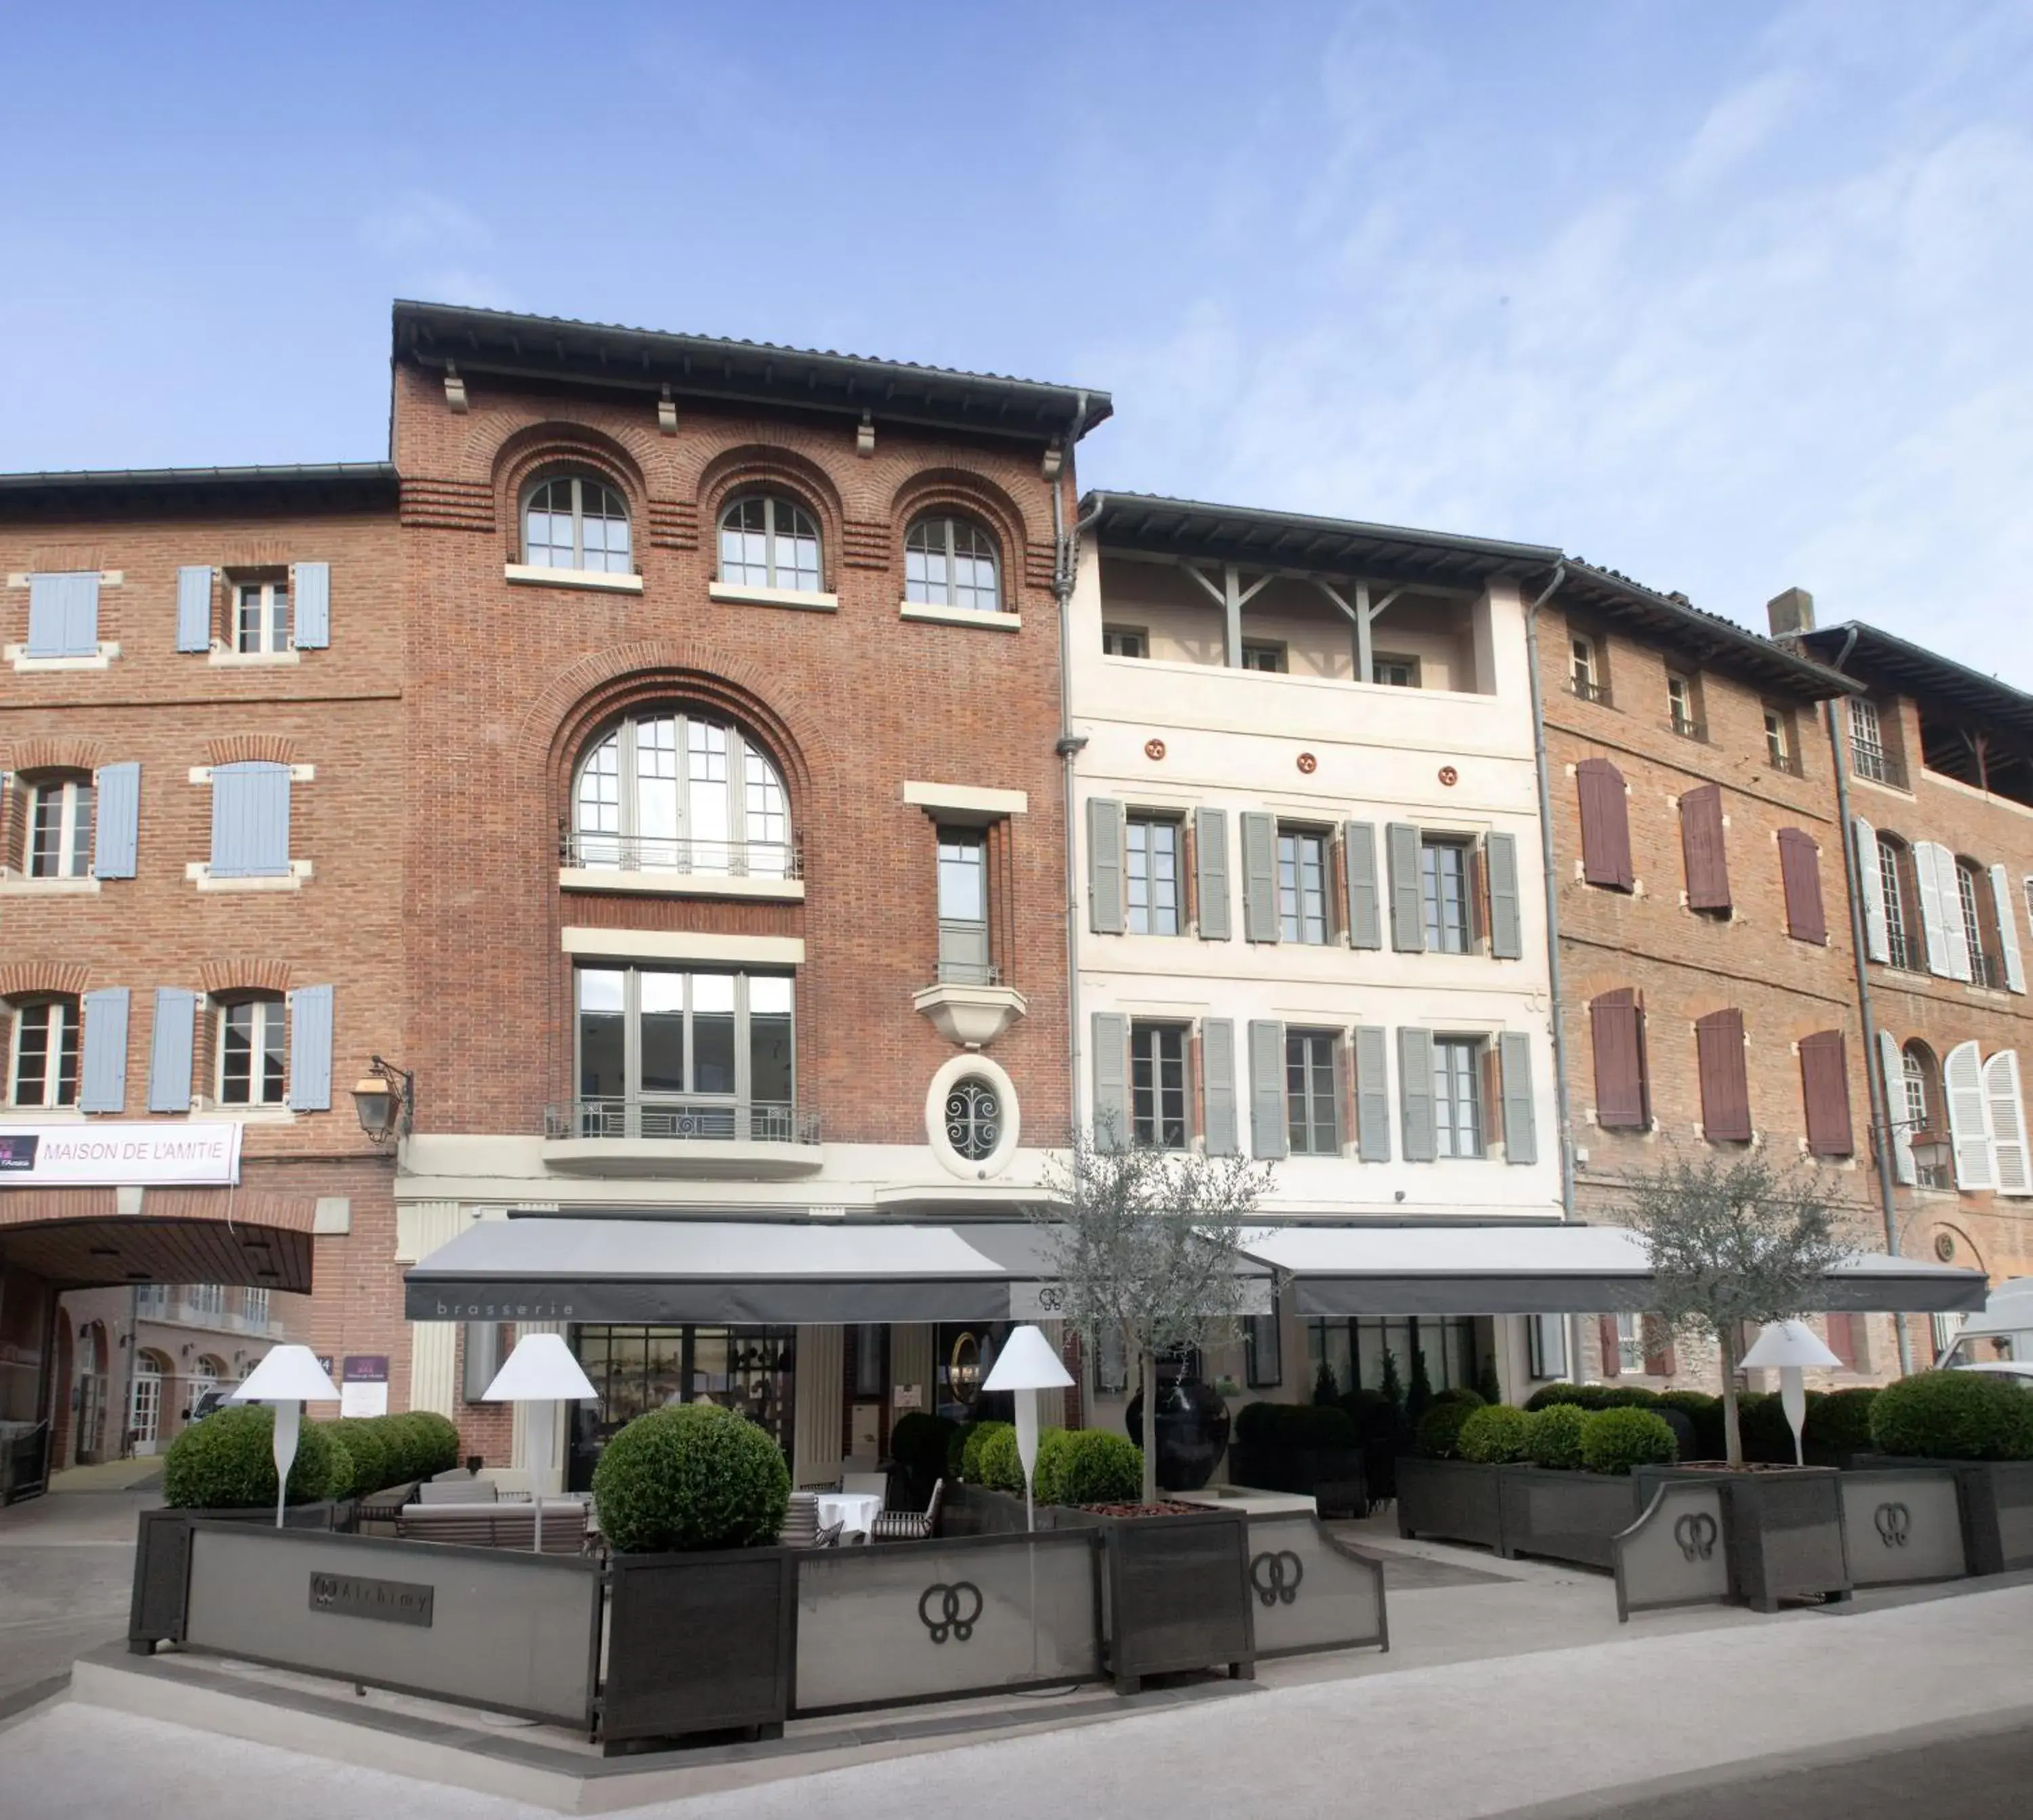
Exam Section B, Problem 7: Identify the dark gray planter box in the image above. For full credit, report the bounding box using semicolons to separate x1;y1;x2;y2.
1396;1457;1504;1552
1059;1506;1252;1694
1852;1455;2033;1575
603;1548;795;1747
1497;1466;1645;1569
1;1422;49;1506
129;1502;354;1651
941;1484;1045;1536
1292;1447;1368;1518
1640;1466;1849;1611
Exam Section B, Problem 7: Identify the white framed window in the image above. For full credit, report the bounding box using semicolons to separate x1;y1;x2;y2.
233;578;292;655
1570;636;1602;701
1850;697;1894;783
242;1288;270;1327
1103;625;1147;658
1130;1022;1189;1149
904;515;1000;613
1374;655;1418;687
1956;858;2000;988
1433;1036;1484;1158
573;711;790;877
1879;835;1914;969
187;1283;226;1319
1421;837;1472;954
523;473;632;574
718;494;821;592
128;1354;163;1449
1126;815;1181;935
936;827;991;984
1286;1029;1339;1155
573;966;795;1140
7;997;80;1107
1241;640;1287;674
1666;671;1700;737
1277;827;1329;943
218;998;285;1106
24;773;93;878
1613;1312;1646;1374
1763;707;1792;771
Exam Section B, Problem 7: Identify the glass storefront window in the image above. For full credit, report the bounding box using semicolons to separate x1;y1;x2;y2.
568;1323;796;1489
1305;1315;1481;1399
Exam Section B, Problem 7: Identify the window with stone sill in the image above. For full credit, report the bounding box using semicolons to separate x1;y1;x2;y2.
573;711;791;879
233;577;291;655
22;772;93;878
522;473;632;575
905;515;1000;613
7;996;80;1108
718;494;821;592
217;997;285;1107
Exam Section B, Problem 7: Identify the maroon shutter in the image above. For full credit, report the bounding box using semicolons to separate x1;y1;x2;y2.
1590;989;1648;1128
1800;1029;1854;1157
1679;785;1731;911
1777;827;1828;945
1826;1313;1857;1369
1576;758;1634;890
1695;1008;1752;1142
1643;1315;1677;1378
1597;1314;1622;1378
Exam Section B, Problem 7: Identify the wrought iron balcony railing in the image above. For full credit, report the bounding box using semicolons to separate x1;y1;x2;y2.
559;830;802;880
1850;743;1908;789
1570;677;1611;706
1767;748;1805;778
546;1097;820;1145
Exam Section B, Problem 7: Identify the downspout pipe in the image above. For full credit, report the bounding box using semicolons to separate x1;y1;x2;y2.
1523;565;1573;1220
1051;407;1100;1144
1818;625;1913;1373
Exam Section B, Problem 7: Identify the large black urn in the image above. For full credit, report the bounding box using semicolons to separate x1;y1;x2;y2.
1124;1378;1232;1491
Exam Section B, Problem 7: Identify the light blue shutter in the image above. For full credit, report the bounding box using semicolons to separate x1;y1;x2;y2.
293;561;330;649
1240;812;1279;942
28;573;99;657
1087;798;1124;934
1500;1031;1538;1165
1195;808;1231;940
1091;1012;1128;1146
148;988;197;1112
1354;1026;1391;1161
289;985;334;1111
1399;1027;1436;1162
1248;1020;1287;1159
210;762;291;877
1387;823;1424;951
1487;833;1522;960
176;566;213;652
79;988;129;1113
1344;821;1381;950
1202;1018;1238;1157
92;762;140;879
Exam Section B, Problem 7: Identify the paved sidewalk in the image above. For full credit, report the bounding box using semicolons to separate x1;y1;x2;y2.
0;1487;157;1708
4;1575;2029;1818
47;1457;164;1495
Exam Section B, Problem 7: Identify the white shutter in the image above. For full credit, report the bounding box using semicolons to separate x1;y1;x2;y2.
1990;864;2025;993
1944;1039;1995;1190
1984;1050;2030;1195
1853;817;1889;964
1878;1029;1915;1186
1916;844;1968;979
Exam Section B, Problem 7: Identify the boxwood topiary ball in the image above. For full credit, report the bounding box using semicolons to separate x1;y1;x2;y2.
1035;1428;1142;1505
1869;1370;2033;1462
591;1403;791;1553
1525;1403;1589;1470
1414;1399;1479;1459
1456;1403;1534;1464
976;1424;1026;1493
162;1403;349;1510
1578;1407;1678;1475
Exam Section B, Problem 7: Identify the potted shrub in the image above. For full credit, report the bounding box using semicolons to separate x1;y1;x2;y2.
1035;1428;1143;1507
1865;1371;2033;1574
596;1404;796;1744
1397;1392;1504;1552
885;1409;956;1512
1492;1406;1664;1569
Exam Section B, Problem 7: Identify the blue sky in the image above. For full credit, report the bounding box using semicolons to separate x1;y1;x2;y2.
5;1;2030;675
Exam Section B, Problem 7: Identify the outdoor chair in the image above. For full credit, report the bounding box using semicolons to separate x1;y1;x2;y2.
813;1519;844;1548
417;1478;498;1504
779;1490;821;1548
869;1477;943;1542
395;1501;590;1554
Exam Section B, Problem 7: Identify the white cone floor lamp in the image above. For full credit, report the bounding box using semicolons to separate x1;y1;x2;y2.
230;1344;342;1528
981;1324;1075;1533
1740;1320;1842;1465
482;1333;598;1552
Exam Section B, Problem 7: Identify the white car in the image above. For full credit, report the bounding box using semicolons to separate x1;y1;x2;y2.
1937;1277;2033;1371
1946;1361;2033;1388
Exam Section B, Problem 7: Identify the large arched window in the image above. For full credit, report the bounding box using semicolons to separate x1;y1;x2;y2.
522;473;632;574
6;995;80;1108
1956;856;2003;987
718;495;821;592
905;514;1000;613
573;711;791;877
1877;833;1915;970
1902;1041;1950;1188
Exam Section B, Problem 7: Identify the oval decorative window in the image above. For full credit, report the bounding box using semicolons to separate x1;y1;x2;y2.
944;1075;1002;1161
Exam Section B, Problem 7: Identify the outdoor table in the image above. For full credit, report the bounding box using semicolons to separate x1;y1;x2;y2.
815;1491;884;1537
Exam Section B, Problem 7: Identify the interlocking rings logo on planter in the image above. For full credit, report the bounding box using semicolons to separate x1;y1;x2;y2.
1874;1502;1912;1548
1672;1512;1719;1563
918;1581;983;1644
1248;1549;1304;1608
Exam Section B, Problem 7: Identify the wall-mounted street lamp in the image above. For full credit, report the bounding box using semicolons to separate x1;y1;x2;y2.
1871;1115;1952;1182
351;1056;415;1142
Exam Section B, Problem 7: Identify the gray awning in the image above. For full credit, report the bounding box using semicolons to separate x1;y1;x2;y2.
1244;1225;1991;1317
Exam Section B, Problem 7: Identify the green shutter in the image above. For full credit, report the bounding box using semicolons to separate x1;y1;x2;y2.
1486;832;1521;959
1399;1027;1436;1162
1248;1020;1287;1159
1241;812;1278;943
1091;1012;1128;1146
1195;808;1231;940
1500;1031;1537;1165
1088;798;1125;934
1202;1018;1238;1157
1354;1025;1391;1161
1344;821;1381;950
1387;823;1424;951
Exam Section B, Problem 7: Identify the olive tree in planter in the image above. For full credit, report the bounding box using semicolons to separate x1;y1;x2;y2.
1620;1151;1851;1467
1032;1130;1274;1507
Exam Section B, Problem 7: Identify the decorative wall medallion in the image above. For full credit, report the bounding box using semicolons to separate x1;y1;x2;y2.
918;1581;983;1644
1248;1549;1304;1607
1934;1232;1956;1262
1296;752;1317;774
1672;1512;1718;1562
1873;1502;1912;1549
1437;765;1458;787
1144;738;1167;762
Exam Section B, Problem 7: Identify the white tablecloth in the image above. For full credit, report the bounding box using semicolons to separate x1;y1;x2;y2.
815;1491;884;1537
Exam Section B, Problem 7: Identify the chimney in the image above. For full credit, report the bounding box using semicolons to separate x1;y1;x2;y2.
1767;587;1815;636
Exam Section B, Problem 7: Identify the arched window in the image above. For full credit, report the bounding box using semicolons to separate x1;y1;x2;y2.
1878;833;1915;970
522;473;632;574
718;495;821;592
6;995;80;1108
573;711;791;877
1956;857;2003;987
215;993;285;1107
20;770;93;878
1902;1041;1950;1187
905;514;1000;613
